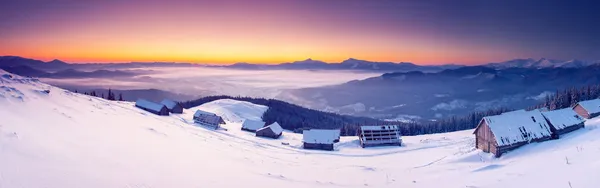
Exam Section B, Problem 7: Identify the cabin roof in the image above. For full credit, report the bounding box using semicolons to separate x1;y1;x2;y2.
242;119;265;131
135;99;166;112
542;108;585;131
576;99;600;114
482;109;552;147
160;99;179;110
361;125;400;131
258;122;283;135
302;129;340;144
193;109;217;117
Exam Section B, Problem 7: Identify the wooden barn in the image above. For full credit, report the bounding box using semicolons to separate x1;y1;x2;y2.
541;108;585;139
473;109;553;157
241;119;265;132
302;129;340;151
572;99;600;119
359;125;402;148
135;99;169;116
193;110;225;129
255;122;283;139
160;99;183;114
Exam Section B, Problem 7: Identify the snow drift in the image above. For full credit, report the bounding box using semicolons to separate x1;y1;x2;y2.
1;69;600;188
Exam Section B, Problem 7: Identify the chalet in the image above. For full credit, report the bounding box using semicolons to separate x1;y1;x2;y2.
135;99;169;116
256;122;283;139
541;108;585;139
160;99;183;114
359;125;402;148
473;110;553;157
572;99;600;119
241;119;265;132
193;110;225;129
302;129;340;151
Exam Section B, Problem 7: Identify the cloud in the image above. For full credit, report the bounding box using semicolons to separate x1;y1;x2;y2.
527;91;553;101
41;66;379;98
431;100;468;111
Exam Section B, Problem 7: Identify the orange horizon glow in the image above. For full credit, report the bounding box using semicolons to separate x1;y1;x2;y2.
0;1;548;65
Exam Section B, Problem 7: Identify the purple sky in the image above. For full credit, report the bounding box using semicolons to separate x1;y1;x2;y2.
1;0;599;64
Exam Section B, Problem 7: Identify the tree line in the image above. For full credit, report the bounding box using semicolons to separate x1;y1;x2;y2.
529;84;600;111
180;95;512;136
180;83;600;136
76;89;124;101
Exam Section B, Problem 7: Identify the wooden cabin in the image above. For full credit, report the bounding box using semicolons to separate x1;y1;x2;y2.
241;119;265;132
193;110;225;129
473;110;553;157
160;99;183;114
302;129;340;151
255;122;283;139
359;125;402;148
135;99;169;116
572;99;600;119
541;108;585;139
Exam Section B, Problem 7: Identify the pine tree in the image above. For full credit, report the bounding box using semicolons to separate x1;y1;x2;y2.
119;93;123;101
107;89;116;100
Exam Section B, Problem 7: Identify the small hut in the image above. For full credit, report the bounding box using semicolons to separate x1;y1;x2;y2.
302;129;340;151
241;119;265;132
541;108;585;139
161;99;183;114
135;99;169;116
473;109;553;157
256;122;283;139
572;99;600;119
193;110;225;129
359;125;402;148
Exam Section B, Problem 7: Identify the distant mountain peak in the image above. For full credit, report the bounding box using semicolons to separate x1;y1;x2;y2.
291;58;326;64
47;59;67;64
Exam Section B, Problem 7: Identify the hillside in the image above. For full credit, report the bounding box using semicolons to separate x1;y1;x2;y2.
282;65;600;119
1;69;600;187
181;96;386;135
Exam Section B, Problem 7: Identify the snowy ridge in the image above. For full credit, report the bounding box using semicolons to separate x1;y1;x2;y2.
1;71;600;187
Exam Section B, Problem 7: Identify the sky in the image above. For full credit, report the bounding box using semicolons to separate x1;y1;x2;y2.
1;0;599;65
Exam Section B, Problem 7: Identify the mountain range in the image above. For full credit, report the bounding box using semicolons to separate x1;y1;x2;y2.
486;58;600;68
228;58;463;72
3;56;600;73
0;65;135;78
278;65;600;120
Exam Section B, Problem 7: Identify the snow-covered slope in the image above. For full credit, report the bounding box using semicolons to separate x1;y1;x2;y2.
1;69;600;188
188;99;268;123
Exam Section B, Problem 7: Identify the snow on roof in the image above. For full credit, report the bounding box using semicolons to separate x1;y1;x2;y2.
302;129;340;144
194;109;217;117
160;99;179;110
576;99;600;114
361;125;400;131
481;110;552;147
542;108;585;131
242;119;265;131
135;99;166;112
266;122;283;135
